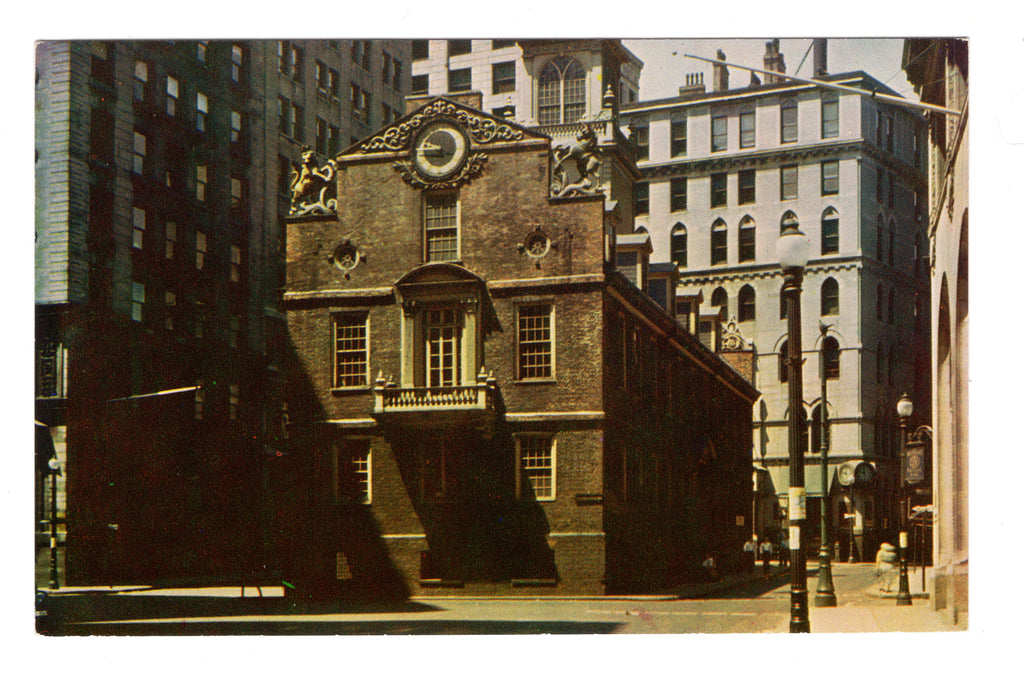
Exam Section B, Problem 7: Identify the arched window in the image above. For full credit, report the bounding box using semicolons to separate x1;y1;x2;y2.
823;336;840;379
711;286;728;320
821;207;839;255
780;210;799;235
538;56;585;125
635;225;648;234
738;215;756;262
779;340;789;383
876;283;885;321
887;288;895;324
821;277;839;316
671;223;687;267
738;284;756;322
811;405;823;453
711;219;728;265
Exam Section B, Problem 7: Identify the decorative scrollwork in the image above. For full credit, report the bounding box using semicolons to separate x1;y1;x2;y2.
289;149;338;217
721;319;747;351
393;152;488;191
360;100;524;154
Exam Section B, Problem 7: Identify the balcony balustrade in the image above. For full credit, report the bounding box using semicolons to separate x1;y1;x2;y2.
372;369;497;418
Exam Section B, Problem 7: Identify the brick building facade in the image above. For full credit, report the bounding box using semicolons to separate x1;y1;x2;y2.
281;97;758;597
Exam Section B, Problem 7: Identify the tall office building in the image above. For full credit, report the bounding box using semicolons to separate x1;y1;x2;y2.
619;40;931;560
34;39;409;586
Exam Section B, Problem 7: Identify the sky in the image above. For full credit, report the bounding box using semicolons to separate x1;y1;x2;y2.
623;38;917;102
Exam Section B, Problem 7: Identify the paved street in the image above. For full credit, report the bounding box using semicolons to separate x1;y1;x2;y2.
37;561;961;635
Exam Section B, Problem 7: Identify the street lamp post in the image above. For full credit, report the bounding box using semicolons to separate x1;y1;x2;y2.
895;393;914;606
778;220;810;633
48;459;60;590
814;322;837;607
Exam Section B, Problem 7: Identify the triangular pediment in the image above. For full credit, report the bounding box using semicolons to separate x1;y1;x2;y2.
345;97;549;157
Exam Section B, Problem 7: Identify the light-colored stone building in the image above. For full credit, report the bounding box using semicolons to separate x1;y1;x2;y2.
903;38;968;624
620;41;931;560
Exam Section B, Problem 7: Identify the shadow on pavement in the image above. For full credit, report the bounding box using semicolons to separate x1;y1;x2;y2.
46;618;623;636
37;593;443;635
678;570;793;600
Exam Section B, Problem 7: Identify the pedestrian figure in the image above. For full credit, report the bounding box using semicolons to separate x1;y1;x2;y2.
743;538;756;570
779;535;789;568
759;538;773;575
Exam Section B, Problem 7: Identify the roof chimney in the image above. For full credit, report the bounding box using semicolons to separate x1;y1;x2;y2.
812;38;828;77
712;49;729;92
763;39;786;84
679;72;706;98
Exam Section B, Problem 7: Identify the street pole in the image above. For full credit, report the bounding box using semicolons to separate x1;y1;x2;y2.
49;464;59;590
814;322;837;607
896;394;913;606
778;223;810;633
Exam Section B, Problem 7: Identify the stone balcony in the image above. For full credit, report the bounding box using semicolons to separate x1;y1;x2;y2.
371;370;498;429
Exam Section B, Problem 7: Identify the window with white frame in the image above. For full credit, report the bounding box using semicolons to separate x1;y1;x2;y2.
781;100;798;143
781;165;798;200
492;61;515;94
339;441;372;504
633;124;649;160
230;110;242;144
425;308;459;387
738;216;756;262
196;91;208;132
711;219;728;265
538;56;585;125
195;163;207;202
133;131;146;175
738;284;756;322
130;281;145;322
821;93;839;138
670;177;687;211
821;207;839;255
424;192;459;262
165;221;176;260
821;277;839;316
740;110;755;148
710;173;727;208
738;169;755;204
231;44;244;82
517;303;554;380
634;182;649;215
132;206;146;250
133;60;148;102
671;224;687;267
821;160;839;196
671;119;687;157
164;290;176;330
333;312;369;388
517;434;555;500
195;231;207;270
165;75;178;117
711;114;727;152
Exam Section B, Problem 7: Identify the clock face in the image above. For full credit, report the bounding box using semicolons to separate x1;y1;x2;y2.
413;121;468;179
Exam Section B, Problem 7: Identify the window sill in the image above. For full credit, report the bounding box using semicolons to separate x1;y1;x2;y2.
512;378;556;386
331;386;371;395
